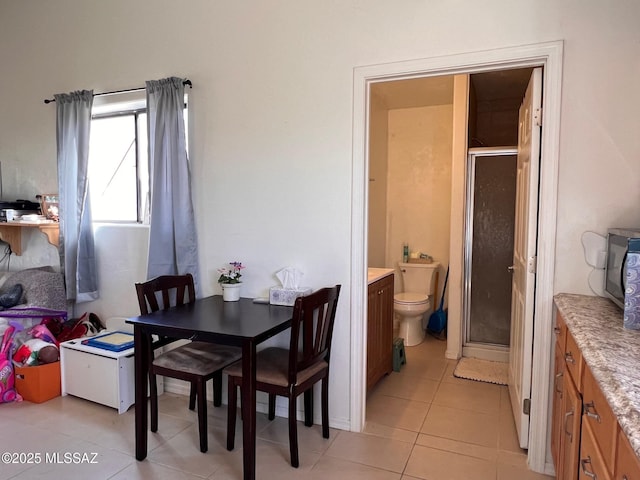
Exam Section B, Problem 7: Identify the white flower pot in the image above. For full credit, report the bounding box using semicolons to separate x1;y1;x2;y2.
221;283;242;302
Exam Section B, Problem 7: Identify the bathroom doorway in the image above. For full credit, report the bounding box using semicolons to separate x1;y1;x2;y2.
353;43;563;473
367;68;533;364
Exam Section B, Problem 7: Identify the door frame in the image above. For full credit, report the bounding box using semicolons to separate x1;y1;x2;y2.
350;41;563;474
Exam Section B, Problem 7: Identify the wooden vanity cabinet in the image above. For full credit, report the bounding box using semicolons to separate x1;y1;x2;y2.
367;273;394;392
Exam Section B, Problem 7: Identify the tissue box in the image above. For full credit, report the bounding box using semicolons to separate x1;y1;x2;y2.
624;252;640;330
269;287;313;306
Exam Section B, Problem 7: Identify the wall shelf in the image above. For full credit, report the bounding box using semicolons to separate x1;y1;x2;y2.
0;222;59;255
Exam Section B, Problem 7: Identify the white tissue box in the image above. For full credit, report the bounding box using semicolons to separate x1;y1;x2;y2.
269;287;313;306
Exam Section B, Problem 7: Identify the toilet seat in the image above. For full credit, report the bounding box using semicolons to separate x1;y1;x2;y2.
394;292;429;305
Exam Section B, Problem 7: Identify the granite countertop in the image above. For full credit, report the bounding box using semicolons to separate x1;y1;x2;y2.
554;293;640;458
367;268;394;285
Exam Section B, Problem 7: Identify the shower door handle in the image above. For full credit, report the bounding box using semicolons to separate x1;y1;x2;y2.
507;265;515;273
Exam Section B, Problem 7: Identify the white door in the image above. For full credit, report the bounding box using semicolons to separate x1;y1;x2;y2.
508;67;542;449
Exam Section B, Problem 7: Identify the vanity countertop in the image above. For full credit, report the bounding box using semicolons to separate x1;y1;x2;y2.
367;268;394;285
554;293;640;457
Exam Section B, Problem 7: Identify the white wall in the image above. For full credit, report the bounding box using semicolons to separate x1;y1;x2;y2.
1;0;639;431
386;105;453;300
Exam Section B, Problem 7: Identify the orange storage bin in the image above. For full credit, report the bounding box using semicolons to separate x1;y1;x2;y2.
14;361;61;403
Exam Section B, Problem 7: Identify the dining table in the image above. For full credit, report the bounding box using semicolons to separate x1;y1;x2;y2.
126;295;294;480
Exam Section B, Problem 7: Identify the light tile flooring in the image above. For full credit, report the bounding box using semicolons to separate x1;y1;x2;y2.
0;335;554;479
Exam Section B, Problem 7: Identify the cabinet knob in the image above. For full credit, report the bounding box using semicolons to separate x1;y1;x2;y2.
553;326;561;335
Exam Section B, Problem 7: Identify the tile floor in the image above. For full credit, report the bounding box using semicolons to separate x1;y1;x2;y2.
0;335;554;479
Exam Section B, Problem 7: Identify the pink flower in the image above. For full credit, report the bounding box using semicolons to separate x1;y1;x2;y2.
218;262;244;284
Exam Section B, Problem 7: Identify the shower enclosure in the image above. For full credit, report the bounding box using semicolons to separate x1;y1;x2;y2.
463;147;517;362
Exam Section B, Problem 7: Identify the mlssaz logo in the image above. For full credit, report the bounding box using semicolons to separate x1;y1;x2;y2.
45;452;99;464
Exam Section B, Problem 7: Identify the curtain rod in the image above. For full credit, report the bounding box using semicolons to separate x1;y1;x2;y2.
43;79;192;104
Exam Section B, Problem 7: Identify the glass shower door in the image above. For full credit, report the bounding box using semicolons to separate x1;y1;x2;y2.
463;148;517;356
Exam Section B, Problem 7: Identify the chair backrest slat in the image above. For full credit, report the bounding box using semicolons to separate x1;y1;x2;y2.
136;274;196;315
288;285;341;384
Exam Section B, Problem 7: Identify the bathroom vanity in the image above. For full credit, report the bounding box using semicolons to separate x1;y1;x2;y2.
553;294;640;480
367;268;395;392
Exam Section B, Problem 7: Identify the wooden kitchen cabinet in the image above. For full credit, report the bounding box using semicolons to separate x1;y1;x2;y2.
563;372;582;480
615;426;640;480
580;420;613;480
552;311;582;480
367;273;394;392
552;312;567;473
582;363;617;477
553;309;640;480
551;341;565;475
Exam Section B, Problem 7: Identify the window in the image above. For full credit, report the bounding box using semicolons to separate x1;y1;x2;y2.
88;94;188;223
88;109;148;222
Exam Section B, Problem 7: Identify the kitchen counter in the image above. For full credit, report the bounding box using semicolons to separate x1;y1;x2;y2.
367;268;394;285
554;293;640;458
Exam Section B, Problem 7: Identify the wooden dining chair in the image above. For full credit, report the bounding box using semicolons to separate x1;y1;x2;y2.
225;284;341;467
135;274;242;453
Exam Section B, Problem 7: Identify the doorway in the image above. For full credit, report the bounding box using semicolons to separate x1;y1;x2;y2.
462;67;534;363
351;42;563;474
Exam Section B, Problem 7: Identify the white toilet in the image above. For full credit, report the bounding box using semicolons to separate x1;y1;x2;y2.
394;262;440;346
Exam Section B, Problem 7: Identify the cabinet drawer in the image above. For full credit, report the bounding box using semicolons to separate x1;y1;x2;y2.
555;311;567;353
565;329;583;390
581;421;613;480
582;363;617;476
615;427;640;480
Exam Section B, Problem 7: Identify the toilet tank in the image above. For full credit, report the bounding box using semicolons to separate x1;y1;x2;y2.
398;262;440;295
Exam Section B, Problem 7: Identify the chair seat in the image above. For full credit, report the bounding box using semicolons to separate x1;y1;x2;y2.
154;342;241;376
224;347;328;387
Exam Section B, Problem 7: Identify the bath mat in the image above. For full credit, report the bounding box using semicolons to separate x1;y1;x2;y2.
453;357;508;385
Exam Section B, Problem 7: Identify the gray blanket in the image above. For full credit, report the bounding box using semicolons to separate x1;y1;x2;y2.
0;267;67;318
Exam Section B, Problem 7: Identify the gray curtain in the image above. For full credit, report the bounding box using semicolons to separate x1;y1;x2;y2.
146;77;200;290
55;90;98;303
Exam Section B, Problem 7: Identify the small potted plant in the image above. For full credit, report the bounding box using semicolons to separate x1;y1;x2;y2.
218;261;244;301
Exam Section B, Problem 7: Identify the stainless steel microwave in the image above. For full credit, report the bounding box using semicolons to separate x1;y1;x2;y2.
604;228;640;309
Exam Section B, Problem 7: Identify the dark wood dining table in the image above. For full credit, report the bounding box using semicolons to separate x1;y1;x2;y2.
126;295;293;480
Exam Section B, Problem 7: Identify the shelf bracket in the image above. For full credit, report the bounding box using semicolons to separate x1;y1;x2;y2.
0;223;60;256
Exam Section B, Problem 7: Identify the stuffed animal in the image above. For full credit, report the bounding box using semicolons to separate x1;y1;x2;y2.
13;338;59;366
